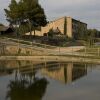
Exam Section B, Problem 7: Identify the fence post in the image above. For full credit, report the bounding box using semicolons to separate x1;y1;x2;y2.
59;46;60;55
59;46;61;62
98;48;99;56
72;47;73;55
85;47;86;56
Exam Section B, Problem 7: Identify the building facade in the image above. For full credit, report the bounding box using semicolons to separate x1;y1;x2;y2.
26;17;87;38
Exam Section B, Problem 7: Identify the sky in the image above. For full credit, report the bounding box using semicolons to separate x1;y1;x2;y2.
0;0;100;30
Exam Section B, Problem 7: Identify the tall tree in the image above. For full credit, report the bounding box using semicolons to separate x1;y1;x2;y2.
4;0;19;24
4;0;47;37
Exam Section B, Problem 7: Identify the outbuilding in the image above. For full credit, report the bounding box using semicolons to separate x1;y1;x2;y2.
0;25;14;35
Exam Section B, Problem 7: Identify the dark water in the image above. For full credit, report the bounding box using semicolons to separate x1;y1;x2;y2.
0;61;100;100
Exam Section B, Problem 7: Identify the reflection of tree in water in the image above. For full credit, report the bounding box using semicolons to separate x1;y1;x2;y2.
6;71;48;100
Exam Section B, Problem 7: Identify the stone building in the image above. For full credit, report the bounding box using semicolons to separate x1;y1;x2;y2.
26;16;87;39
0;25;14;35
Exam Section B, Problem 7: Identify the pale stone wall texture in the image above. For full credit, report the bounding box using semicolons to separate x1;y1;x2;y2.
66;17;73;38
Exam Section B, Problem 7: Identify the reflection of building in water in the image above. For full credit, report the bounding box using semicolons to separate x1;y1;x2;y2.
72;64;87;81
0;68;13;76
41;63;87;84
0;72;9;76
0;60;42;69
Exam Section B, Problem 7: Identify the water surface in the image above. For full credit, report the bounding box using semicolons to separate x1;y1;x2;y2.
0;61;100;100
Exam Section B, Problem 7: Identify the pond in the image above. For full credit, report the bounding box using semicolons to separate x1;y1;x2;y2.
0;61;100;100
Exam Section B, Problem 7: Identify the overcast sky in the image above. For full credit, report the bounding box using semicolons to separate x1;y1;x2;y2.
0;0;100;30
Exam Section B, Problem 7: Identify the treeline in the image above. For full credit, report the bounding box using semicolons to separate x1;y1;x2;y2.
4;0;47;36
87;29;100;38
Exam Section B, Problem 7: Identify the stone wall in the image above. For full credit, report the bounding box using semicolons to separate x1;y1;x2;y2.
0;45;44;55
